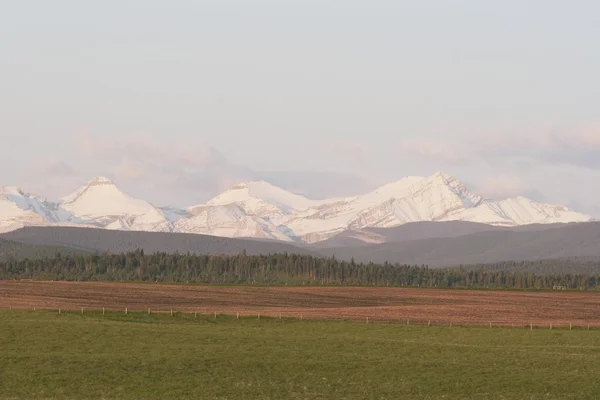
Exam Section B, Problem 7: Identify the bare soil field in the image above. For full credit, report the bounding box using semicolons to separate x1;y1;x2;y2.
2;281;600;327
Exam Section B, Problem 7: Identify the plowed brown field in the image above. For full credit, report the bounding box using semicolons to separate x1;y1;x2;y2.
2;281;600;327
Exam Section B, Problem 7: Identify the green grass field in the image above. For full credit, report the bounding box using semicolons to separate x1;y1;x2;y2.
2;311;600;399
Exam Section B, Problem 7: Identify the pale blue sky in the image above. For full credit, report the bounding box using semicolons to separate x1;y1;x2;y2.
1;1;599;215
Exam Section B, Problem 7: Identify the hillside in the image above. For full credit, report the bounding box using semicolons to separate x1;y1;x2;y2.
0;237;82;261
318;222;600;267
312;221;505;247
313;221;570;247
0;226;316;256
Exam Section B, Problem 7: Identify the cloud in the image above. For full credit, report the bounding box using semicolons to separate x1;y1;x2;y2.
535;124;600;169
257;170;377;199
76;133;374;205
15;159;79;200
398;123;600;170
566;200;600;218
473;175;525;199
78;134;227;169
35;159;76;177
328;140;370;167
75;133;246;205
399;139;472;166
111;161;148;181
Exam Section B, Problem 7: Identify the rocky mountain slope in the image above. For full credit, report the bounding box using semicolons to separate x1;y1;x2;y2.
0;173;593;243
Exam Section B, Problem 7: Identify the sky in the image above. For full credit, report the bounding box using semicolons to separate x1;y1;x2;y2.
1;1;599;216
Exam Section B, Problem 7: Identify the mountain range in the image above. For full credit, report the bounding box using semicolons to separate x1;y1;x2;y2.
0;172;593;243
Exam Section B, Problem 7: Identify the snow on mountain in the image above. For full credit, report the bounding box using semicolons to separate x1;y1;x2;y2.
175;203;291;241
281;172;482;241
204;180;321;221
159;206;191;222
0;172;594;242
487;197;591;225
60;177;172;232
0;186;49;233
281;172;591;242
0;185;81;233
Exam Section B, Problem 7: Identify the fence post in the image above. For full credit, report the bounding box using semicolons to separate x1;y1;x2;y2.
170;309;173;316
550;323;552;330
148;308;150;315
81;307;84;315
530;323;533;330
300;313;303;321
489;322;492;328
59;308;61;314
125;307;128;315
258;313;260;320
194;311;197;318
103;307;105;315
236;312;239;320
279;312;282;320
428;320;431;327
570;323;572;331
366;317;369;324
406;319;409;326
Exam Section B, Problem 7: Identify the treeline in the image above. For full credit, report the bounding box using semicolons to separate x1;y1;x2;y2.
1;250;599;290
464;259;600;276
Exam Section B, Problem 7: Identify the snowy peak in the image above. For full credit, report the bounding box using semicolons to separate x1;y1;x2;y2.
88;176;114;185
0;172;594;242
365;176;425;201
62;176;119;205
203;180;317;220
63;178;138;210
60;178;171;232
283;172;592;242
421;172;484;209
207;180;315;210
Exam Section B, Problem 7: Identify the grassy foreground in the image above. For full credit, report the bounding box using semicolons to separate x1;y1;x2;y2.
1;311;600;399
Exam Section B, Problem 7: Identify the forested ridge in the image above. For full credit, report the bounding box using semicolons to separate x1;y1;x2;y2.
2;250;600;290
0;238;81;261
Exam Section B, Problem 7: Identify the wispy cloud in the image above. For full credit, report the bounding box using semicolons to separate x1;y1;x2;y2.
74;133;373;205
36;159;76;178
328;140;371;167
399;123;600;170
17;159;79;199
472;174;525;199
258;170;377;199
399;139;472;166
75;133;246;205
78;134;227;169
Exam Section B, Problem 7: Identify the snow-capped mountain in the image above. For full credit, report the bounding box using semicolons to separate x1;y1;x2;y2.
0;186;52;233
0;172;594;242
60;177;172;232
204;180;324;221
175;203;291;241
0;185;77;233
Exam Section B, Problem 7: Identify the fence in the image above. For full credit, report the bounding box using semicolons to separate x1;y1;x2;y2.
2;306;598;331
